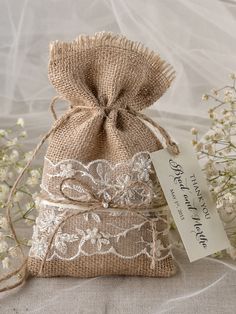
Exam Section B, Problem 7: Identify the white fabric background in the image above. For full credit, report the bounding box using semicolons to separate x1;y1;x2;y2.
0;0;236;313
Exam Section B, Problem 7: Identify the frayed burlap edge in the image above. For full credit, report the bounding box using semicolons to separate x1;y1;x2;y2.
49;32;175;105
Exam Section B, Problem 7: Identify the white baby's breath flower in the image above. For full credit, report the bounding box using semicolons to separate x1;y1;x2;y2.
224;96;233;103
228;163;236;174
224;146;232;154
7;171;14;180
27;240;33;246
8;246;18;258
229;73;236;80
208;108;216;119
195;142;203;152
0;129;7;137
212;130;224;141
0;123;42;272
223;121;231;131
231;102;236;109
173;240;185;250
0;183;10;202
211;88;218;95
216;198;223;209
25;214;35;226
6;137;18;147
13;191;24;202
226;246;236;260
223;193;236;204
25;202;33;211
204;134;211;141
0;168;8;181
10;149;19;162
24;151;33;162
32;192;40;208
0;216;8;230
224;89;233;97
2;257;10;269
202;94;209;101
193;75;236;260
2;154;8;162
0;240;8;253
224;111;234;120
16;166;24;174
16;118;24;128
205;143;215;155
209;112;216;119
205;160;219;177
213;186;222;194
26;176;39;187
30;169;41;179
224;204;234;214
20;130;27;138
191;128;198;135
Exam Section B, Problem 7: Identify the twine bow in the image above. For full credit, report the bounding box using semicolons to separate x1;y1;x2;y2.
0;95;179;293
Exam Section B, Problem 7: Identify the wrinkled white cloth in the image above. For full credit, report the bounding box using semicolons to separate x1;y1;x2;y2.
0;249;236;314
0;0;236;313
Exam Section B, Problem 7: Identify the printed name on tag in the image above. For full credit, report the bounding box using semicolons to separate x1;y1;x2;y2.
150;141;230;262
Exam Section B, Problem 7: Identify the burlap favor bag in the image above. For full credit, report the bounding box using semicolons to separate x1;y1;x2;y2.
1;33;179;291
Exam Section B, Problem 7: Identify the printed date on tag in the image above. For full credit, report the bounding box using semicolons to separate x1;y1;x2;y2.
150;142;230;262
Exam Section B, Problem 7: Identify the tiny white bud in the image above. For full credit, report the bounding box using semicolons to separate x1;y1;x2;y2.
204;134;210;141
0;168;8;181
214;186;221;194
0;240;8;253
211;88;218;95
24;151;33;162
20;131;27;137
13;191;24;202
2;256;10;269
191;128;198;135
226;246;236;260
10;149;19;162
202;94;209;101
0;129;7;137
195;142;203;152
229;73;236;80
30;169;41;179
9;246;18;257
16;118;24;128
27;240;33;246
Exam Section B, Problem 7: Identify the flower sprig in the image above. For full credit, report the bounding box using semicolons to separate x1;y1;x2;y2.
0;119;41;270
191;73;236;259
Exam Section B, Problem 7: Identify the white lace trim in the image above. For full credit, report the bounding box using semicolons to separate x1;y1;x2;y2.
29;200;172;262
40;152;166;208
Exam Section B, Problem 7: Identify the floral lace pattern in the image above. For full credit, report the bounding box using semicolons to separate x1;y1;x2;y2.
40;152;166;208
29;200;171;262
30;153;171;263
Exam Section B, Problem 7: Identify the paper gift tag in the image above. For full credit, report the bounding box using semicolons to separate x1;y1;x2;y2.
150;141;230;262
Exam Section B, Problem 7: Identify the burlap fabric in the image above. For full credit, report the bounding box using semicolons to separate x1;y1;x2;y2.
27;32;177;278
